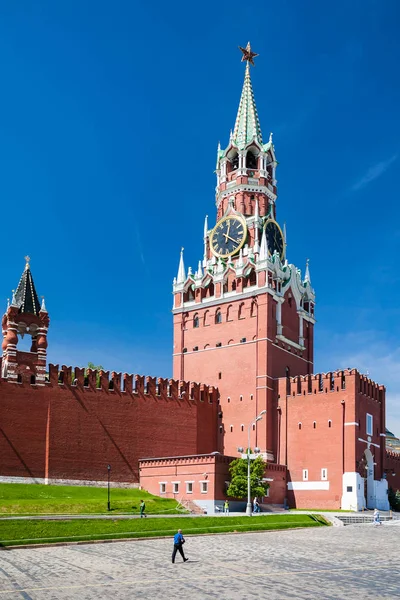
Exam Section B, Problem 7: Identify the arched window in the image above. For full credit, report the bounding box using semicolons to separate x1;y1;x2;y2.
246;151;257;169
238;302;245;319
30;375;36;385
250;300;257;317
241;424;244;432
230;425;233;433
205;282;214;298
193;313;199;328
328;420;332;428
298;422;302;430
183;287;195;302
240;395;243;402
232;154;239;170
252;423;256;431
286;366;291;396
204;310;209;326
215;309;222;324
313;421;317;429
248;270;257;287
226;304;233;322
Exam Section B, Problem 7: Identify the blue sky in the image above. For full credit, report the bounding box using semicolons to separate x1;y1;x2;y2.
0;0;399;433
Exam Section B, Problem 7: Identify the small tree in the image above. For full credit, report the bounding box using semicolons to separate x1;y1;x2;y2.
85;362;104;387
388;487;400;511
226;455;269;500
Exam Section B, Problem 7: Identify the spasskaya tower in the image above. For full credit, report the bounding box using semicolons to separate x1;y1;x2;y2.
172;44;316;461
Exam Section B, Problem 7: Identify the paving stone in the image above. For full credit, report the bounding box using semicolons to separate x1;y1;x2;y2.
0;525;399;599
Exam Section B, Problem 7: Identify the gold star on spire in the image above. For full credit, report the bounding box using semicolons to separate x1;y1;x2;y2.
238;42;258;66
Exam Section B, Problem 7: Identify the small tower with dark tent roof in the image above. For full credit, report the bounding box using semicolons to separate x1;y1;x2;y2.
1;257;49;384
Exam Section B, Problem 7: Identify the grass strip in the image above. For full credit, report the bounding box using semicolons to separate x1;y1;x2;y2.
0;483;183;515
0;515;327;547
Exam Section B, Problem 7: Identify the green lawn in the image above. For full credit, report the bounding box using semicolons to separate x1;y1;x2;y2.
0;483;183;515
0;514;328;547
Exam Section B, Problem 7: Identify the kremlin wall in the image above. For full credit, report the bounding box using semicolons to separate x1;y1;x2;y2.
0;362;218;485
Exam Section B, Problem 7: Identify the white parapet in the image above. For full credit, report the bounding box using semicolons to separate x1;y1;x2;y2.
341;472;389;511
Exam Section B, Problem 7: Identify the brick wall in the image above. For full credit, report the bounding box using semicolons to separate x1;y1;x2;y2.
0;365;219;484
139;454;287;505
278;369;386;509
385;451;400;495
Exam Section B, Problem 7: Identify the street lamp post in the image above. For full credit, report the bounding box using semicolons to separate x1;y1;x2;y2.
244;410;266;516
107;464;111;512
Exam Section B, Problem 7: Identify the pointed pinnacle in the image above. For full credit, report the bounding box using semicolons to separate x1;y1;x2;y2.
40;296;47;312
196;260;203;279
11;290;17;307
177;247;186;284
204;215;209;238
260;227;268;261
237;248;244;268
304;259;311;284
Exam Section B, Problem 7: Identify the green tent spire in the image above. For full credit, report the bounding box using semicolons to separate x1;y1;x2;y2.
232;57;263;150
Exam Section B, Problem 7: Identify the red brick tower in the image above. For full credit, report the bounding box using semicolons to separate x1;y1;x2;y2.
172;44;316;460
1;257;49;385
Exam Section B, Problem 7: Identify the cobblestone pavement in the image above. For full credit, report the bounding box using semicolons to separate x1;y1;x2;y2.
0;524;399;599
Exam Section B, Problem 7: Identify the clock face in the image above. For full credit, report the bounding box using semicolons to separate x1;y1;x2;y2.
210;216;247;258
264;219;285;260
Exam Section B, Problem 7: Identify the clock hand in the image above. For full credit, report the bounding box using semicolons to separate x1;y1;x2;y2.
223;233;239;244
227;220;231;237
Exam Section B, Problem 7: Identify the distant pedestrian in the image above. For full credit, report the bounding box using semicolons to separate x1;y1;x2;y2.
253;497;260;513
224;500;229;515
140;500;147;518
172;529;188;563
373;508;382;525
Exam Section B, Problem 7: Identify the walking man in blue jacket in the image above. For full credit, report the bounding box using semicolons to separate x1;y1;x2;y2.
172;529;188;563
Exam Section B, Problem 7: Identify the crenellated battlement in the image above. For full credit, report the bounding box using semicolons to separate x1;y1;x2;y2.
38;364;219;404
386;450;400;462
283;369;384;403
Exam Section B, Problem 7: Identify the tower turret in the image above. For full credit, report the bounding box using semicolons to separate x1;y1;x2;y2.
1;257;49;384
215;42;278;221
172;45;316;459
